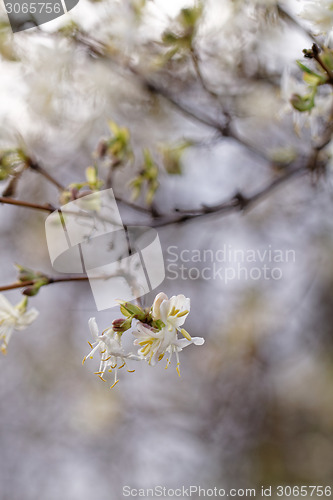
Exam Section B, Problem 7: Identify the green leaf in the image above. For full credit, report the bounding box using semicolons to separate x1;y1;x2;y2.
118;301;146;321
160;141;191;175
296;61;327;86
290;92;316;112
16;264;45;283
0;166;9;181
180;3;203;29
297;60;317;75
22;279;47;297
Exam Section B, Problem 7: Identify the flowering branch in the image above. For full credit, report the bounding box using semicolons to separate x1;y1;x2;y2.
83;293;204;388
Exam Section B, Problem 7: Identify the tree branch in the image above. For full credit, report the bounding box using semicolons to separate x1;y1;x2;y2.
147;165;308;228
28;160;66;191
0;275;89;293
0;196;55;212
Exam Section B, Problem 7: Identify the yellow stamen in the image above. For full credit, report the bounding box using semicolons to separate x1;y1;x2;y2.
118;362;126;370
99;375;107;382
169;306;180;317
165;359;170;369
111;363;117;369
176;363;181;377
148;349;154;365
100;349;106;354
139;339;153;346
180;328;192;341
82;357;86;365
158;353;164;361
87;341;93;349
141;344;151;357
177;309;189;318
127;369;135;373
110;380;119;389
101;355;112;362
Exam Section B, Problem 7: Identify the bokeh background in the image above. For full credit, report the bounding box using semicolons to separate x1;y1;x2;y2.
1;0;333;499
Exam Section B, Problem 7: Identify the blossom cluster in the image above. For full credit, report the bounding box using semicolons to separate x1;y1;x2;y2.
0;291;204;389
83;293;205;389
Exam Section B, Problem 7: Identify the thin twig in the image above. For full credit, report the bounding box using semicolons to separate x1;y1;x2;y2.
0;196;55;212
0;281;35;292
311;44;333;82
148;165;308;228
29;161;66;191
190;47;220;100
0;275;90;293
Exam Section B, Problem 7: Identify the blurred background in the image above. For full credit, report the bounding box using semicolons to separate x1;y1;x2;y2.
0;0;333;498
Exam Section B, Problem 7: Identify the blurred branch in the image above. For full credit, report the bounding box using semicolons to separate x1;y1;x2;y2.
127;67;269;162
0;165;307;225
0;158;322;229
149;164;308;228
28;160;65;191
190;47;220;100
71;32;268;162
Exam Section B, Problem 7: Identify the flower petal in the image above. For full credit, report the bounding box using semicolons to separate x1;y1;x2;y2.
0;294;16;316
175;336;205;350
88;317;99;340
192;336;205;345
15;308;39;330
152;292;168;320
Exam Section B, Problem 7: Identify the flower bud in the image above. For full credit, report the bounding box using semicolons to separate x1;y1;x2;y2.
112;317;132;333
119;301;146;321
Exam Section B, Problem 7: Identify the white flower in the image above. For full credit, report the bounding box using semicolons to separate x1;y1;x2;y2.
133;321;204;375
300;1;333;34
152;292;191;333
83;318;140;389
0;295;39;354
